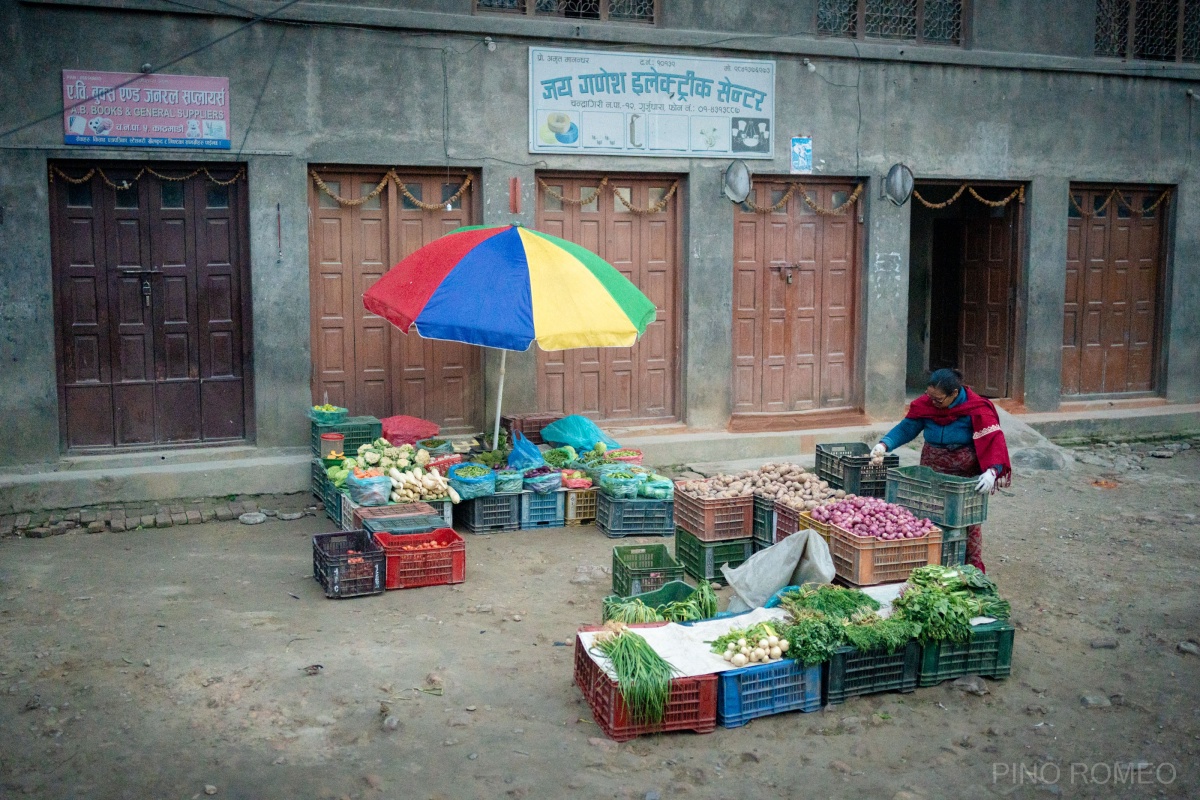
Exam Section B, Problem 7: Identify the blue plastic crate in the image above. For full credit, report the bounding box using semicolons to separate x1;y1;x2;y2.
519;490;565;529
596;493;674;538
455;493;520;534
717;659;823;728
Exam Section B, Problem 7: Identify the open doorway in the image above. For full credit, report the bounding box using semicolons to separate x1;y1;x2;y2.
906;183;1023;399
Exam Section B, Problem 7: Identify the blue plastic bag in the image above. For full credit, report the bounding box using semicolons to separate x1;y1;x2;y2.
540;415;620;452
344;473;391;507
506;432;545;472
448;463;497;500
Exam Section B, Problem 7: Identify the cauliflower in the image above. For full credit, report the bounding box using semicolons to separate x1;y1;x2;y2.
363;450;381;465
397;456;411;469
383;447;402;460
379;456;395;470
373;437;391;449
355;456;368;469
358;443;372;455
398;443;415;455
415;449;431;467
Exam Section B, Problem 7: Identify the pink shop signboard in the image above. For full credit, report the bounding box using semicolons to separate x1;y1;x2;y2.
62;70;231;149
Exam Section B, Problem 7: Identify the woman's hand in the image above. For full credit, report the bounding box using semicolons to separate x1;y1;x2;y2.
975;468;997;494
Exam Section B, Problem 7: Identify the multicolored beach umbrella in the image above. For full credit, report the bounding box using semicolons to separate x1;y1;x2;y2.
363;224;657;449
363;224;657;352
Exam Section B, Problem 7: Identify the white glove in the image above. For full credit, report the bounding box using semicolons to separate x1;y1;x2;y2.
871;443;887;458
975;468;997;494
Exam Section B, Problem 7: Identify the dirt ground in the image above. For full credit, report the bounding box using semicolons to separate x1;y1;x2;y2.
1;440;1198;800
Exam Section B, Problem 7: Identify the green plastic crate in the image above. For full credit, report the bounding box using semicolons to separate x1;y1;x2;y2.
752;496;775;550
311;458;327;500
824;641;921;705
674;528;753;583
611;544;684;597
310;416;383;457
918;620;1015;687
364;515;443;535
941;525;968;567
886;465;988;528
601;580;696;622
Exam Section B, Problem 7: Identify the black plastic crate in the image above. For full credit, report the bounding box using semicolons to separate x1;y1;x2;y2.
309;416;383;457
596;494;674;538
815;442;899;498
455;493;520;534
824;641;921;705
752;496;774;549
312;530;385;599
674;528;753;583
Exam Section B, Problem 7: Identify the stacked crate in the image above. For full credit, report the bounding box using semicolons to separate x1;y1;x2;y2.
672;488;754;582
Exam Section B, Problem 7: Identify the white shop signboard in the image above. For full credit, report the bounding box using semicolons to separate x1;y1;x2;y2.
529;47;776;159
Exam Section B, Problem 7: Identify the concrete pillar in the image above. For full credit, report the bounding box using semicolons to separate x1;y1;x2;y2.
0;150;60;464
247;155;313;449
481;163;537;427
1021;176;1069;411
683;163;734;429
863;179;911;421
1164;181;1200;403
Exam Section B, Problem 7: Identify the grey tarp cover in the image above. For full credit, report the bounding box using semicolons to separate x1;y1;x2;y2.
721;528;835;614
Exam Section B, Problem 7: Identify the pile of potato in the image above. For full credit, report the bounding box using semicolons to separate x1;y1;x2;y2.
675;462;848;511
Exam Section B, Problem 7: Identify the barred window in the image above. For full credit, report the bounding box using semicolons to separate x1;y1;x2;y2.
818;0;964;46
476;0;655;23
1095;0;1200;62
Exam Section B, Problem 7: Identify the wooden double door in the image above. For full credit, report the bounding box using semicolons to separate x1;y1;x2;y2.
534;175;681;422
308;169;482;433
732;180;860;422
50;163;252;450
1062;186;1166;396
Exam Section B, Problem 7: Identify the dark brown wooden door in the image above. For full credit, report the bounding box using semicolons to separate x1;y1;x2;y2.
309;170;482;433
732;181;859;415
50;164;251;451
1062;187;1165;395
535;176;680;422
959;213;1015;397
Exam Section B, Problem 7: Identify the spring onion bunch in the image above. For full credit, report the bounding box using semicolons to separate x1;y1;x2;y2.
780;584;880;621
591;622;678;726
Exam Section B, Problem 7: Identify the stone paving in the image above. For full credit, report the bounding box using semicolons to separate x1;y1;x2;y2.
0;493;320;539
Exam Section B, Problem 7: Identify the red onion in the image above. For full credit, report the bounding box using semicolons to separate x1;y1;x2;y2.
810;496;935;540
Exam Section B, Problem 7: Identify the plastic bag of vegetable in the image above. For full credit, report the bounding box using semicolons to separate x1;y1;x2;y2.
523;466;563;494
344;473;392;507
507;431;545;472
542;446;578;469
540;415;620;452
416;437;454;456
494;468;525;494
448;462;497;500
560;469;593;489
599;470;647;499
637;475;674;500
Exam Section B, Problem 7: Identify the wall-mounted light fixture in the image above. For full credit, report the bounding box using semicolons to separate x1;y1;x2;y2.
722;159;751;203
802;58;816;73
484;36;496;52
881;163;914;207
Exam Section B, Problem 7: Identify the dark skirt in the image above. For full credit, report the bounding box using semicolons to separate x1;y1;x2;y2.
919;443;985;572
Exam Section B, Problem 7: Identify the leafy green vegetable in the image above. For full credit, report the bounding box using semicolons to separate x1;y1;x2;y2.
780;585;880;621
839;610;920;653
890;584;976;644
543;446;578;468
603;598;663;624
777;609;845;666
591;625;678;726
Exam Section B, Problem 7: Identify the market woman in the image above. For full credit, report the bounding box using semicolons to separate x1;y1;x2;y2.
871;368;1011;572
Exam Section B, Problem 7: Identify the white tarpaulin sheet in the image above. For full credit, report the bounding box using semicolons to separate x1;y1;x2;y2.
578;608;790;679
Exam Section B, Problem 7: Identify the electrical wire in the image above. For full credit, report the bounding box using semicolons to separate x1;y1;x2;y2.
235;25;286;158
0;0;304;141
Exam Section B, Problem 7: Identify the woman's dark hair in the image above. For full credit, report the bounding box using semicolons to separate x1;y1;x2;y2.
927;368;963;397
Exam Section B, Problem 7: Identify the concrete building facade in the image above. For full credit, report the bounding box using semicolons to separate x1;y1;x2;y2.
1;0;1198;508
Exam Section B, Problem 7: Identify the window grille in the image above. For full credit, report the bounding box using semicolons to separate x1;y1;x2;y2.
1094;0;1200;62
817;0;964;46
476;0;655;23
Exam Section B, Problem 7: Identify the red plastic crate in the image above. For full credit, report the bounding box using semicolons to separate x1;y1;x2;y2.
673;488;753;542
501;412;563;446
372;528;465;590
427;453;464;473
573;623;717;742
352;501;439;531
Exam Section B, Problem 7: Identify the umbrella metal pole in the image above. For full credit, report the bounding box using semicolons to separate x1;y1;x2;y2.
492;349;507;451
